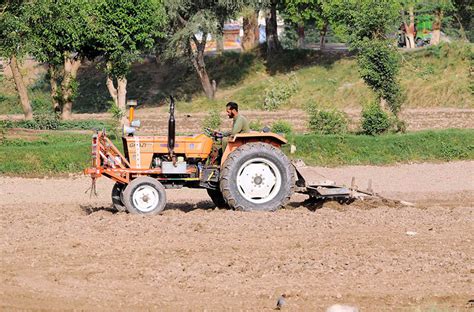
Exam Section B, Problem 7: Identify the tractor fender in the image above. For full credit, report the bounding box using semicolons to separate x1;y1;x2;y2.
221;132;288;167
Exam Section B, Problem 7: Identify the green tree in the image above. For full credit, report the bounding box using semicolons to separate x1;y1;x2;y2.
452;0;473;41
164;0;248;99
325;0;404;116
0;0;33;119
28;0;95;119
420;0;455;45
92;0;166;125
281;0;328;49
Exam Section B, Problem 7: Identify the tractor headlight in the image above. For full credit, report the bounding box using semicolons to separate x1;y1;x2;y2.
131;120;141;128
123;125;136;136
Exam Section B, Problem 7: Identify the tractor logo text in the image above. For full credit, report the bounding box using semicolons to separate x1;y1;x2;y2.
128;142;148;148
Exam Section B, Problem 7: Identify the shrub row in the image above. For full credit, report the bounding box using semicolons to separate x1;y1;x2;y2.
201;100;403;137
1;115;113;131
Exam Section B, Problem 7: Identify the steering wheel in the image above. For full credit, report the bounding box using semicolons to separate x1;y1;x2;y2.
204;128;223;139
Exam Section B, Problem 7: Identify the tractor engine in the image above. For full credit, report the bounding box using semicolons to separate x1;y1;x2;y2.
120;96;215;189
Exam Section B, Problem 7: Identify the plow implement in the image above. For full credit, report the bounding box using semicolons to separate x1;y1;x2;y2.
293;163;375;203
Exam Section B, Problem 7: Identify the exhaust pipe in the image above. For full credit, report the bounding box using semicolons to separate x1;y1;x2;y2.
168;96;176;162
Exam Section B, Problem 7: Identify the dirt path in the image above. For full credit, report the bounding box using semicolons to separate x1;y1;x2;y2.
1;162;473;311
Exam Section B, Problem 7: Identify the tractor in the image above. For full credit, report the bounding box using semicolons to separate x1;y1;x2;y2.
84;97;368;215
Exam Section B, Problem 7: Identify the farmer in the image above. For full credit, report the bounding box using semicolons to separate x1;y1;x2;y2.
219;101;250;151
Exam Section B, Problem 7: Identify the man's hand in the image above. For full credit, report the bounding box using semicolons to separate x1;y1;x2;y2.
213;130;224;138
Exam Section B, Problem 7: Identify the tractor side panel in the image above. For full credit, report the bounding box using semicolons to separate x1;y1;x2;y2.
124;134;213;169
126;138;154;169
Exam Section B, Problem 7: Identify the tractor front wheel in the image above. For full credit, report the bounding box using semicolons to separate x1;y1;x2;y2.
207;188;229;208
122;177;167;215
220;142;295;211
111;182;126;212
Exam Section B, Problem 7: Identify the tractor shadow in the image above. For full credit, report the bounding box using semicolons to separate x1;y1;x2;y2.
80;200;216;215
288;199;324;211
288;198;355;212
80;205;120;215
80;199;345;215
165;200;216;213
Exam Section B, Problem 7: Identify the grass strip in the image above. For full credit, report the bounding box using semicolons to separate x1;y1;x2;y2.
289;129;474;166
0;129;472;175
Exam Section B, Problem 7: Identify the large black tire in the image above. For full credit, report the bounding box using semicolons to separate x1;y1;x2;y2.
122;177;167;215
111;182;126;212
206;188;229;208
220;142;295;211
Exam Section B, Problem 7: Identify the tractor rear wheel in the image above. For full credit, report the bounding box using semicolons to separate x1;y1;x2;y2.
111;182;126;212
206;188;229;208
220;142;295;211
122;177;167;215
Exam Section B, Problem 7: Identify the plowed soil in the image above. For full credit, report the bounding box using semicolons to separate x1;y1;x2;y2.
1;161;473;311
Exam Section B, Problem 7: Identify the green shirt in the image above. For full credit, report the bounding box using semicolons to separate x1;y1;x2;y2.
224;114;250;136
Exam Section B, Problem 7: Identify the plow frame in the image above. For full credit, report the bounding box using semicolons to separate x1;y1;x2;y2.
84;131;164;184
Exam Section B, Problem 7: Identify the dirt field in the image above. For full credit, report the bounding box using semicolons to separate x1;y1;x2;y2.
1;161;473;311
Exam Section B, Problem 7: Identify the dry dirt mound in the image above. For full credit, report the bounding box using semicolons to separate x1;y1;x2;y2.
1;161;473;310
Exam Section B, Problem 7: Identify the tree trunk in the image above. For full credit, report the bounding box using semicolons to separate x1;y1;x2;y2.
242;10;259;51
60;56;81;120
106;75;128;127
431;9;443;45
319;22;328;50
117;78;127;126
404;7;416;49
297;24;305;49
216;19;225;54
48;64;60;113
10;55;33;120
193;50;214;99
265;1;281;55
190;35;214;99
405;33;415;48
254;10;260;46
106;76;118;105
216;36;224;53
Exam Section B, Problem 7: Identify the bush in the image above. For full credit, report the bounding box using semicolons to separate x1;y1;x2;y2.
307;106;348;135
271;120;293;136
1;118;112;131
262;72;299;111
58;120;113;131
34;114;61;130
107;101;124;120
0;121;6;144
31;97;53;114
202;109;222;131
356;39;404;115
249;119;264;131
361;102;392;135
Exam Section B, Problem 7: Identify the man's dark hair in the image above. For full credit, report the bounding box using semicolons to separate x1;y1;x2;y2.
226;101;238;111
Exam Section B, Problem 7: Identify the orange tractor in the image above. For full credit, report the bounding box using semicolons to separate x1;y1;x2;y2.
85;97;363;215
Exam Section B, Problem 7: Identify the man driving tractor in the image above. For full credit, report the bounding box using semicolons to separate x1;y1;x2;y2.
223;101;250;135
217;101;250;151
